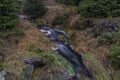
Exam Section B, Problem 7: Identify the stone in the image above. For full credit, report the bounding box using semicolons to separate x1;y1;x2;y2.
23;57;47;67
0;70;6;80
23;57;47;80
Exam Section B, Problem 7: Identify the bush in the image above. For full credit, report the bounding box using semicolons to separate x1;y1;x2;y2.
0;0;19;32
72;19;94;30
109;31;120;70
78;0;120;18
112;32;120;45
24;0;48;19
109;45;120;70
55;0;81;6
35;18;47;25
52;13;69;28
0;0;24;39
97;32;113;45
0;27;24;39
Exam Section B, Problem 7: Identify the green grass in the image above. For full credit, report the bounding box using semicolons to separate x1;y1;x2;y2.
83;53;110;80
34;49;74;74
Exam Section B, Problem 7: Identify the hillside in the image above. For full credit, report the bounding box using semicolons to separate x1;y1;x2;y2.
0;0;120;80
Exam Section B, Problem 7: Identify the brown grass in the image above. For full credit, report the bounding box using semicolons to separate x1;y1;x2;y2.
4;19;52;76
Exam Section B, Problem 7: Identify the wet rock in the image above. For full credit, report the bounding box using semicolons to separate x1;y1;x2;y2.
26;64;34;80
18;14;27;19
0;70;6;80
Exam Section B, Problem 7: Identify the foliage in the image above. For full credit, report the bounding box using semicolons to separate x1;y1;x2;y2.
0;0;24;39
73;19;94;30
112;32;120;45
52;13;69;28
83;53;109;80
0;28;24;39
109;31;120;70
55;0;81;6
24;0;48;19
97;32;113;45
109;45;120;70
35;18;47;25
0;64;4;71
78;0;120;18
0;0;19;32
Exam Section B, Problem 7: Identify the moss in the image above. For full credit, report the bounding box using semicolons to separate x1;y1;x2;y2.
0;64;4;71
42;36;50;43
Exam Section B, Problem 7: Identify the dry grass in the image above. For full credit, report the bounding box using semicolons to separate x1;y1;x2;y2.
2;0;119;79
74;31;110;62
4;19;52;76
43;0;64;25
3;19;73;80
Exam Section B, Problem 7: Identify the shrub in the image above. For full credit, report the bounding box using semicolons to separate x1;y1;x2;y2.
35;18;47;25
52;13;69;28
78;0;120;18
112;32;120;45
0;27;24;39
24;0;48;19
109;32;120;70
109;45;120;70
0;0;24;38
73;19;94;30
0;0;19;32
97;32;113;45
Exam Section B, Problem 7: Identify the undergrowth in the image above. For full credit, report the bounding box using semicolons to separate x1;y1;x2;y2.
83;53;110;80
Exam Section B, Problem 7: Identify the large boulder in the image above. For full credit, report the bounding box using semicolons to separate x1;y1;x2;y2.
23;57;47;67
23;57;47;80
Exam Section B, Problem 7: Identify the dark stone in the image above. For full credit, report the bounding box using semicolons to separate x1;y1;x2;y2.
26;64;34;80
100;21;119;32
0;52;5;63
23;57;47;67
23;57;47;80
